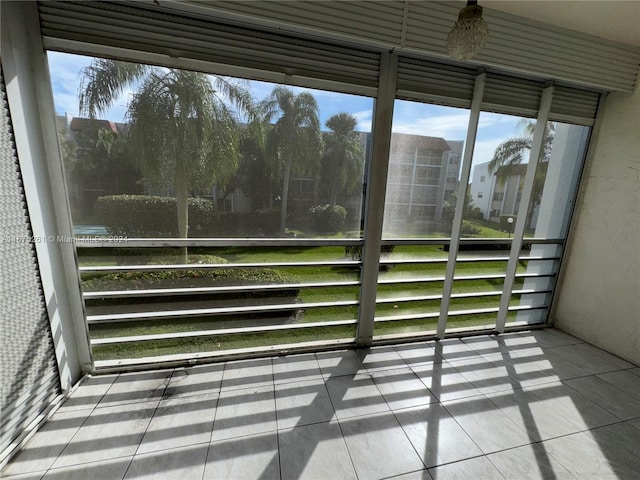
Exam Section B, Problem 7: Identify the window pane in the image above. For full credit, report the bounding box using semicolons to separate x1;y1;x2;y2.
382;101;470;238
466;113;536;239
48;52;373;239
525;122;589;239
509;122;589;327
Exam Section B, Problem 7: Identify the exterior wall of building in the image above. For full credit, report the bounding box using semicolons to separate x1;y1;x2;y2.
554;87;640;365
384;133;462;229
470;161;492;218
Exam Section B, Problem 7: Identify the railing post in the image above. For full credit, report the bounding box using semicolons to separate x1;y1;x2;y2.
437;73;486;339
495;86;554;333
356;52;398;346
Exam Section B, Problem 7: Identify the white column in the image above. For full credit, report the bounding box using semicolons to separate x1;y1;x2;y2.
2;2;92;387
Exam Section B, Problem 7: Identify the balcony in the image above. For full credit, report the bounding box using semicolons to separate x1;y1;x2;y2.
75;239;562;368
4;328;640;479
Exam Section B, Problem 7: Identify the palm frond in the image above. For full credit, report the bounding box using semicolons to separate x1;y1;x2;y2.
78;59;148;118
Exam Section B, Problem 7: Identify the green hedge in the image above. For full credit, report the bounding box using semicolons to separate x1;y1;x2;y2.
82;254;300;296
95;195;217;236
215;210;280;236
308;204;347;233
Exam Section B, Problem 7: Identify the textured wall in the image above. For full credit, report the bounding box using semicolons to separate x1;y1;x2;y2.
0;69;60;454
554;87;640;365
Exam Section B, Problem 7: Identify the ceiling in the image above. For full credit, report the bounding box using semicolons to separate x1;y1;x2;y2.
483;0;640;47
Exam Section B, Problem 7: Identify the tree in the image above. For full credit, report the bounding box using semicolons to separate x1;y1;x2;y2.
320;113;364;205
488;120;555;224
261;86;322;234
78;59;254;245
441;185;483;228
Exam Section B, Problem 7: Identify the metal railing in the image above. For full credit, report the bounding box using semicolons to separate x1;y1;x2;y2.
77;237;562;369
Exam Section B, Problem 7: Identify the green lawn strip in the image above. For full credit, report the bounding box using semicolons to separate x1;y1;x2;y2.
92;325;356;360
81;243;539;360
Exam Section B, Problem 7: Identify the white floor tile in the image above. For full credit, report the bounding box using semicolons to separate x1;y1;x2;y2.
137;393;217;454
340;412;424;480
563;375;640;420
488;443;575;479
2;409;89;476
275;378;335;429
371;367;436;410
542;423;640;480
273;353;323;385
98;371;170;408
394;403;482;468
51;401;156;468
410;360;482;402
220;358;273;391
596;369;640;400
57;375;116;412
125;444;208;480
163;363;223;399
428;456;503;480
325;373;389;419
316;349;366;378
43;457;131;480
356;346;407;372
210;385;276;441
441;395;532;454
278;422;356;480
204;432;279;480
486;381;618;441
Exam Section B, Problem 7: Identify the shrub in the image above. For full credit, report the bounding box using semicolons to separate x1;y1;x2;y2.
95;195;217;237
308;204;347;233
215;210;280;236
82;254;300;296
461;220;482;236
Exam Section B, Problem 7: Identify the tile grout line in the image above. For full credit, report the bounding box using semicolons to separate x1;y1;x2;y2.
37;373;122;478
202;359;228;480
314;352;363;480
119;368;175;480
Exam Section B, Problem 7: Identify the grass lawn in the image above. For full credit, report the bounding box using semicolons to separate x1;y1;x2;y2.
80;239;543;361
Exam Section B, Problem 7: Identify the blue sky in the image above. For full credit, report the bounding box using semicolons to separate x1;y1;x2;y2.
47;51;528;171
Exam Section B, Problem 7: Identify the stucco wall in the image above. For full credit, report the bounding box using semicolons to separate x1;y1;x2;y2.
553;87;640;365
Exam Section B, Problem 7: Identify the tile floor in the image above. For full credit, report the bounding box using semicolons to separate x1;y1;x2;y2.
3;328;640;480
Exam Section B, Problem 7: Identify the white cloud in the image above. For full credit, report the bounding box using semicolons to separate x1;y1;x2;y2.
392;113;470;139
47;51;131;121
352;109;372;133
471;139;503;168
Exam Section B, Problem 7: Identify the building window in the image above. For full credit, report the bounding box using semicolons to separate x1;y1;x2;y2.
493;192;504;201
480;175;486;182
478;192;483;198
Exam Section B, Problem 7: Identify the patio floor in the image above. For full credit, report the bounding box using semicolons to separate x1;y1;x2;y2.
3;328;640;479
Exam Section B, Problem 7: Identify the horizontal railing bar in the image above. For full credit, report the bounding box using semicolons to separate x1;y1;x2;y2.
375;288;552;304
83;280;361;299
375;312;440;322
379;238;562;246
85;284;551;304
74;237;364;248
79;260;360;273
93;338;358;370
91;319;358;345
376;272;554;285
87;299;359;323
378;255;560;265
74;237;564;249
80;257;560;274
373;304;548;323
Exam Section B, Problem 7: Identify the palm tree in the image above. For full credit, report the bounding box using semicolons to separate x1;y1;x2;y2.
321;113;364;205
78;59;254;244
488;120;555;224
261;86;322;234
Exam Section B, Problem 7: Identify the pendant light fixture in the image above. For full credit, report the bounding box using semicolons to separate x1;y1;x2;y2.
446;0;489;61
